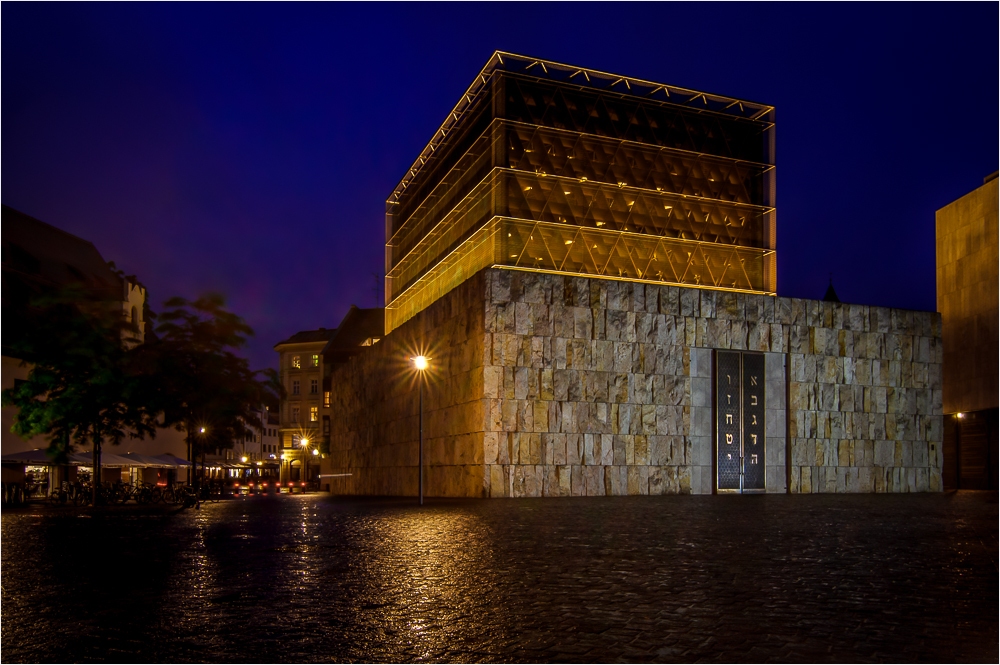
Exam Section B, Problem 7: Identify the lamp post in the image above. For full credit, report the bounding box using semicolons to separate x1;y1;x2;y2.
195;426;207;509
411;356;429;506
193;426;206;489
300;437;310;491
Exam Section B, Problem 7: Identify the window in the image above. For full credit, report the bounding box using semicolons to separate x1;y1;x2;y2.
324;391;331;407
311;354;320;367
309;406;318;422
291;406;299;423
292;379;300;395
291;355;301;369
310;379;318;394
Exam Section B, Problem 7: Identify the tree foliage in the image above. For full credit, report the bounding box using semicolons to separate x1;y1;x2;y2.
141;294;281;454
3;285;281;468
1;285;155;462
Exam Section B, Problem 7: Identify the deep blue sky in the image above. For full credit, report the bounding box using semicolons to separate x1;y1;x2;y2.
3;3;996;370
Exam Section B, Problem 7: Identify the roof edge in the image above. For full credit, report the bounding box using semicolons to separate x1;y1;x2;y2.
387;51;775;205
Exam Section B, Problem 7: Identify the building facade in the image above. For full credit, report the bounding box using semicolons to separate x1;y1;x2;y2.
386;52;776;334
1;206;189;499
274;328;337;484
328;269;942;497
936;172;998;489
322;53;943;498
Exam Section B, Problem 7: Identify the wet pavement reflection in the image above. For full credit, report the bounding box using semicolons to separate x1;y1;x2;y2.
2;492;997;662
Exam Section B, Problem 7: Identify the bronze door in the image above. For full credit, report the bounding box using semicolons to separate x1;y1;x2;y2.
715;350;766;493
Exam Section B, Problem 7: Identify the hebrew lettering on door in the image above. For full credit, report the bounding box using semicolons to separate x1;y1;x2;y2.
715;350;766;493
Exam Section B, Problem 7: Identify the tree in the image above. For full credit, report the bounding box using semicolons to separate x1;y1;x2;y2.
2;286;156;504
141;294;281;491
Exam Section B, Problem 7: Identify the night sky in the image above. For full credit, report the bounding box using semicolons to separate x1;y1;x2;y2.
3;3;996;371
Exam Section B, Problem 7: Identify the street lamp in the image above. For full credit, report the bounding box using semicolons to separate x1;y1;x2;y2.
300;437;310;489
411;356;429;505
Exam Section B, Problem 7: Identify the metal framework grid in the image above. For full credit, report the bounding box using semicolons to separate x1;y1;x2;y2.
386;52;776;333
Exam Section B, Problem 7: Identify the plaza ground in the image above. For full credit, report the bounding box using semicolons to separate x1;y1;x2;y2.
1;492;996;663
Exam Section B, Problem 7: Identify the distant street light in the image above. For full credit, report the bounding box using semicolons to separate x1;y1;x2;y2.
300;437;310;488
411;356;429;506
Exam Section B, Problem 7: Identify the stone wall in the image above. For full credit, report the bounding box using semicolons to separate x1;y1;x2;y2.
326;268;942;497
786;305;944;492
325;271;489;497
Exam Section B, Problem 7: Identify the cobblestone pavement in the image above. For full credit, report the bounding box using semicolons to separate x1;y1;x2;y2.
2;492;996;663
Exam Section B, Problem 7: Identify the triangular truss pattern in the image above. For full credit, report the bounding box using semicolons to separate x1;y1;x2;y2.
504;122;769;204
503;171;769;248
384;53;777;334
498;219;767;292
389;52;774;206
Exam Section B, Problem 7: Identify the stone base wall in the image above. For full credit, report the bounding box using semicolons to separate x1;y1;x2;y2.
326;268;942;497
787;306;944;492
325;272;489;497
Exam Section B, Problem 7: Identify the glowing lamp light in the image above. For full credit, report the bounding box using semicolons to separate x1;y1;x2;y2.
241;456;248;463
311;449;319;456
300;438;310;448
956;413;965;419
199;427;206;434
413;356;429;371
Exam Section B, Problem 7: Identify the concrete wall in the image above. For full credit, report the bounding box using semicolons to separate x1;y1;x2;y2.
326;268;942;497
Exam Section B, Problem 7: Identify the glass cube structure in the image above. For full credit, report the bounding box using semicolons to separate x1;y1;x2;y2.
386;52;776;333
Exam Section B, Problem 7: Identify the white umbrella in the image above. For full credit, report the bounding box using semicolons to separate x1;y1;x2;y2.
0;449;76;465
122;452;174;467
70;451;138;467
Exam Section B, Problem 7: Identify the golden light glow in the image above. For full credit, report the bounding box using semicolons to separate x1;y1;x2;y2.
413;356;429;371
300;438;310;447
384;55;776;334
386;216;775;332
241;456;248;463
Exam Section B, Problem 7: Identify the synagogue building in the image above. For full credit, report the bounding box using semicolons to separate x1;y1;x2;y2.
325;53;943;497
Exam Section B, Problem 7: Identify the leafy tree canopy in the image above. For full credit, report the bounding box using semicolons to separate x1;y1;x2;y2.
2;285;154;462
141;294;282;453
3;285;281;464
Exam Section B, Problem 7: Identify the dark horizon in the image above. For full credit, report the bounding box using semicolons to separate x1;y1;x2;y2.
3;3;996;370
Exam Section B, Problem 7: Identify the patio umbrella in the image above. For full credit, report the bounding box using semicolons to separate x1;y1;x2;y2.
152;453;192;467
70;451;138;467
0;449;76;465
122;452;174;467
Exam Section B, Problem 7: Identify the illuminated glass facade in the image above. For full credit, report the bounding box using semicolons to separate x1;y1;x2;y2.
386;52;776;332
